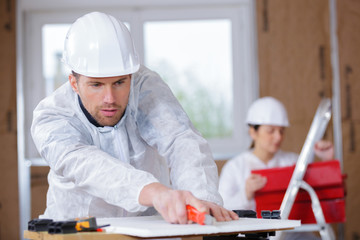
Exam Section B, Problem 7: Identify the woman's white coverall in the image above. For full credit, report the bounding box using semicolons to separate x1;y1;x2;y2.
218;150;298;211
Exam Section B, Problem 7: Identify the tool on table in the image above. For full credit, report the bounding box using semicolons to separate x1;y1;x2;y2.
261;210;281;220
28;219;53;232
204;210;281;240
48;221;78;234
28;217;109;234
232;209;257;218
186;205;214;225
74;217;110;232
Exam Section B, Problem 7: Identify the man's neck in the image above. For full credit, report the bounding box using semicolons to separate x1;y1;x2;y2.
78;95;103;127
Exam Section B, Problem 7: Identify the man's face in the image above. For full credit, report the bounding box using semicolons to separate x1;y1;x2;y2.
69;73;131;126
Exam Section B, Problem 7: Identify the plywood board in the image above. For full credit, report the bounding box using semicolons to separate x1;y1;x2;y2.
338;0;360;122
0;0;19;239
31;166;49;219
256;0;333;153
97;215;300;238
337;0;360;239
341;121;360;239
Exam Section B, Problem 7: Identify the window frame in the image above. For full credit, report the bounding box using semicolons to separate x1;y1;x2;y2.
137;6;258;158
21;2;258;162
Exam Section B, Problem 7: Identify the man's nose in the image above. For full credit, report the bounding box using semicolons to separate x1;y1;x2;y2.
103;86;116;103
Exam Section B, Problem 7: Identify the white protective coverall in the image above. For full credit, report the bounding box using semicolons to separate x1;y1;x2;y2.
31;65;222;220
219;150;323;240
218;150;298;211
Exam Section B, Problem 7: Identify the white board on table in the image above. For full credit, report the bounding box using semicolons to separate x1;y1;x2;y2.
97;215;300;238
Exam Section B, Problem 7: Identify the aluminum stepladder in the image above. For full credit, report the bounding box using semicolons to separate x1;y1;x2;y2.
277;98;335;240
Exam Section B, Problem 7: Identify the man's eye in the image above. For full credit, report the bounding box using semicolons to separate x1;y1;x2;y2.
115;80;124;85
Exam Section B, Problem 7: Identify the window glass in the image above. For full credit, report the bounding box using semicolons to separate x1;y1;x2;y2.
42;24;70;95
144;20;233;139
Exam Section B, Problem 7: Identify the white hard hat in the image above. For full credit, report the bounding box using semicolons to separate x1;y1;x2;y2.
246;97;289;127
63;12;140;77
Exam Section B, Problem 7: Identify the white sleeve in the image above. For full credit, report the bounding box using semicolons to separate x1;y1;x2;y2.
31;94;158;213
218;159;255;210
134;69;223;205
288;152;300;165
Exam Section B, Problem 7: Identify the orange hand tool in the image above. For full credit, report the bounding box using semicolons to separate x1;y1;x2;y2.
186;205;214;225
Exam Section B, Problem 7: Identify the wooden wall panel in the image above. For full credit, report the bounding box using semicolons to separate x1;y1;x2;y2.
31;167;49;219
337;0;360;239
256;0;360;239
256;0;333;154
0;0;19;239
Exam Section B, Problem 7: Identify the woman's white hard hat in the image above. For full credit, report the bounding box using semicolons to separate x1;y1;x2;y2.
246;96;289;127
62;12;140;77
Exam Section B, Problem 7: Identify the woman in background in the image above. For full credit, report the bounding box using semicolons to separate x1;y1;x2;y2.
218;97;333;239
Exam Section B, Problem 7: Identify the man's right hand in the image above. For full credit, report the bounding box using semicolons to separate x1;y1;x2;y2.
138;182;238;224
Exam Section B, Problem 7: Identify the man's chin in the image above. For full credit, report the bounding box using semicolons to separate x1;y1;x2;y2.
97;117;121;127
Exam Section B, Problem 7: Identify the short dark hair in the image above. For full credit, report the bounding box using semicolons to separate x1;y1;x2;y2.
248;124;260;131
248;124;260;149
71;71;81;81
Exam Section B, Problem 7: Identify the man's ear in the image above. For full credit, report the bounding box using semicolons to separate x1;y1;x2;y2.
69;74;79;94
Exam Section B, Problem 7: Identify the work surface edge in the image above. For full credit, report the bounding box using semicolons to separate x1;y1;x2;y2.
24;216;300;239
97;215;300;237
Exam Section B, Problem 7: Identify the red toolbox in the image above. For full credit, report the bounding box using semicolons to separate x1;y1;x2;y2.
252;160;346;224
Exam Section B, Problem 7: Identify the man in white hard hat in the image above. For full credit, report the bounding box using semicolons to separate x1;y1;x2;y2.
31;12;238;223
